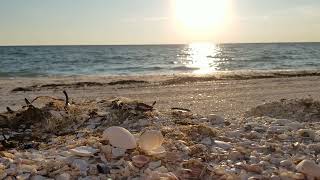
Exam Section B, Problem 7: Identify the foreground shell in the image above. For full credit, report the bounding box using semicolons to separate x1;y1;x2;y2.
103;126;137;149
70;146;98;157
296;160;320;178
138;130;165;154
132;155;150;168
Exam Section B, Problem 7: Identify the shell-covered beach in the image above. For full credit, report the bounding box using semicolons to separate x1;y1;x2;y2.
2;75;320;179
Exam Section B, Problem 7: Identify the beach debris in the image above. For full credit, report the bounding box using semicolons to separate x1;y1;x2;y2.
11;87;32;92
103;126;137;149
245;98;320;122
2;97;320;179
107;79;148;85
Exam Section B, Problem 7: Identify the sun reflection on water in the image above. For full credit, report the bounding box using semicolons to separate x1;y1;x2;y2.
177;42;221;74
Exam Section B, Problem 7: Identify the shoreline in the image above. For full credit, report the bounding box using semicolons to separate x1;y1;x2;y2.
2;73;320;119
2;69;320;82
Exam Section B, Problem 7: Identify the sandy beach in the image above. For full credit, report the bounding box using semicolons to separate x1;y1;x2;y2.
2;74;320;118
2;75;320;179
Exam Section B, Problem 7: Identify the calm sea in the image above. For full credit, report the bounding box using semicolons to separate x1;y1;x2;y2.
0;43;320;77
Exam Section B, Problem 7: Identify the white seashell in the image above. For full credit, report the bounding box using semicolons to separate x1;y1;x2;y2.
280;160;293;168
70;146;98;157
138;130;164;152
72;159;89;172
103;126;137;149
200;137;212;145
296;160;320;178
208;114;224;124
214;140;232;150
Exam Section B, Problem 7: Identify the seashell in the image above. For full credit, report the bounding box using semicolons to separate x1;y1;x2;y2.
132;155;150;168
145;171;178;180
280;160;293;168
31;175;48;180
138;130;165;155
296;160;320;178
308;143;320;153
70;146;98;157
148;160;162;170
229;151;244;161
55;173;71;180
16;173;31;180
214;140;232;150
280;171;304;180
297;129;316;140
103;126;137;149
154;166;168;173
72;159;89;171
18;164;38;173
236;163;262;174
208;114;225;124
0;170;7;180
200;137;212;145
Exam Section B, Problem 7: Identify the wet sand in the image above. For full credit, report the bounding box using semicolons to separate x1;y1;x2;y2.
1;74;320;118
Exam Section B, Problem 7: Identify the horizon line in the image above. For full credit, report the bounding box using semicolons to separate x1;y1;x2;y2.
1;41;320;47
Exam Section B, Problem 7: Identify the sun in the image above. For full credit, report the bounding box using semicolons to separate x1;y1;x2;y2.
174;0;230;34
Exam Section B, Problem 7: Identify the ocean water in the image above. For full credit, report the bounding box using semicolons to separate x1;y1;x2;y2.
0;43;320;77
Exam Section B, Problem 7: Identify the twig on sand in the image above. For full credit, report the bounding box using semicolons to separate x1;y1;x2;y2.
63;90;70;110
6;107;14;114
31;96;64;104
152;101;157;107
24;98;31;106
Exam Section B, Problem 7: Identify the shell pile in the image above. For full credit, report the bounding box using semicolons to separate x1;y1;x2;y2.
2;97;320;179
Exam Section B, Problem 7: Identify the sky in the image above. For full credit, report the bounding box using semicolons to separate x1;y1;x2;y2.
0;0;320;45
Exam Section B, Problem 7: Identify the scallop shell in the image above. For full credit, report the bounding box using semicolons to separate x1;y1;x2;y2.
103;126;137;149
132;155;150;168
70;146;98;157
138;130;165;155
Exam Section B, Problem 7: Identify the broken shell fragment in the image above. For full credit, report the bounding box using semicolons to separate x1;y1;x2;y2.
103;126;137;149
132;155;150;168
296;160;320;178
70;146;98;157
138;130;165;154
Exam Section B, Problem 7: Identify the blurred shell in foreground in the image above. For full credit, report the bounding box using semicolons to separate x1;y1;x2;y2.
103;126;137;149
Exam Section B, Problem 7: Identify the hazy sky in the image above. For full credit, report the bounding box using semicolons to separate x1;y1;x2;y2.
0;0;320;45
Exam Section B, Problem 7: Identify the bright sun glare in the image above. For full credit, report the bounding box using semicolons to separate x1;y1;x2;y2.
174;0;230;35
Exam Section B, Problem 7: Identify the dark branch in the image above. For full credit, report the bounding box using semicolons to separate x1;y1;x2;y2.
63;90;69;108
6;107;14;114
152;101;157;107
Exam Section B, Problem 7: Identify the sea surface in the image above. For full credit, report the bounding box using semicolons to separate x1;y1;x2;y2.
0;43;320;77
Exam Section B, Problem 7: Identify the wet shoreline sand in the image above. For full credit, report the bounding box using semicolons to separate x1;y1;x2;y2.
1;73;320;118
